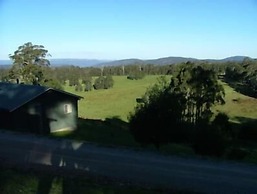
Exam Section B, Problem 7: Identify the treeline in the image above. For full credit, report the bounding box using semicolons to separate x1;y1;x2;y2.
0;62;178;91
129;61;257;158
51;63;176;84
224;58;257;97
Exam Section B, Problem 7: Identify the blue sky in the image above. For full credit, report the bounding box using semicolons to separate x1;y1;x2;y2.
0;0;257;60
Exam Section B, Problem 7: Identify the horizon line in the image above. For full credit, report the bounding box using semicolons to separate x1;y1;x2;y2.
0;55;254;62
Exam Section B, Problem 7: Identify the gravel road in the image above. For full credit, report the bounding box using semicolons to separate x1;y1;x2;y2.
0;130;257;193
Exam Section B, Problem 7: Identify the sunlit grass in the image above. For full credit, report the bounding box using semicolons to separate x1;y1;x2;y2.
64;77;257;123
64;75;167;121
214;82;257;122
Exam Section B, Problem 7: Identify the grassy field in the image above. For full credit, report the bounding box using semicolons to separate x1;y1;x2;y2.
65;76;257;123
65;75;166;121
214;82;257;122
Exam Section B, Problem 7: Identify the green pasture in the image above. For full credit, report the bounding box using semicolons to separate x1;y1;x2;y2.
214;82;257;123
65;75;166;121
65;76;257;123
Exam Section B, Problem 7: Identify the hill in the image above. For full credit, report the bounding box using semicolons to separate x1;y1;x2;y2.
97;56;250;67
49;59;110;67
0;56;252;68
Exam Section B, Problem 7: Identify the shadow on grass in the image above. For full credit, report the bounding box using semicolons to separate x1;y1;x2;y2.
56;116;139;147
224;116;257;163
224;79;257;98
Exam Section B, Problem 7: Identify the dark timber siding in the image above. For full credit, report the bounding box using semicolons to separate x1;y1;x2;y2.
6;90;79;134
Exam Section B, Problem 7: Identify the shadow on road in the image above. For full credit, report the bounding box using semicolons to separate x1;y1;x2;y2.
36;140;79;194
36;116;136;193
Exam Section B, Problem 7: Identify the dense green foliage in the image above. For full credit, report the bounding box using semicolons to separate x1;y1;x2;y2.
9;42;49;84
93;75;114;90
129;63;227;155
225;58;257;97
7;42;63;90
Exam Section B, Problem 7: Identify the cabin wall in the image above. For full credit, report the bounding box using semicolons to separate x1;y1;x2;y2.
8;91;79;134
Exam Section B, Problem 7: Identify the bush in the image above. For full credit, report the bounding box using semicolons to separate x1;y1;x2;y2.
212;112;233;139
93;76;114;90
42;79;63;90
127;72;145;80
226;147;249;160
238;121;257;142
75;83;83;92
69;77;79;86
129;77;188;149
193;126;228;157
84;80;92;91
82;77;93;92
93;76;105;90
104;75;114;89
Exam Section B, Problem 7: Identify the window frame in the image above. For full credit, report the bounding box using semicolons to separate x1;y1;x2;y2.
64;104;72;114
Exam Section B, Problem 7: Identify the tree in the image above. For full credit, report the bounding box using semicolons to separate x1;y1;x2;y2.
8;42;51;85
82;76;93;91
84;80;92;91
129;76;187;148
104;75;114;89
94;76;105;90
170;63;225;125
75;83;83;92
129;63;225;149
42;79;63;90
93;75;114;90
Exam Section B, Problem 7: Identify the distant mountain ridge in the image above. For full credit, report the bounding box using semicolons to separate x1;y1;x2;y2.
49;59;110;67
97;56;250;66
0;56;252;67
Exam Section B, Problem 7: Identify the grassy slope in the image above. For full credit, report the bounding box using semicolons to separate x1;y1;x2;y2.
214;82;257;122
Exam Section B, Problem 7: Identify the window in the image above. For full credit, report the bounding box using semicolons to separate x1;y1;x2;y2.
64;104;72;114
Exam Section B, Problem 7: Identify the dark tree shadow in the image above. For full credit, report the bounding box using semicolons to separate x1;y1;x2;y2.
59;116;137;147
224;78;257;98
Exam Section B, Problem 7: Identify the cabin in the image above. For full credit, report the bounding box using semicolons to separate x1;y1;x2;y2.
0;82;82;134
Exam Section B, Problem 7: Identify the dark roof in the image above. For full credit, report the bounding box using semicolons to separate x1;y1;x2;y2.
0;82;82;112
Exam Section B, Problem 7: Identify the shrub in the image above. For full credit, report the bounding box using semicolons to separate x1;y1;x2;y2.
238;121;257;142
84;80;92;91
212;112;233;139
93;76;105;90
94;75;114;90
75;83;83;92
104;75;114;89
226;147;249;160
42;79;63;90
129;77;188;149
193;126;228;157
127;72;145;80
